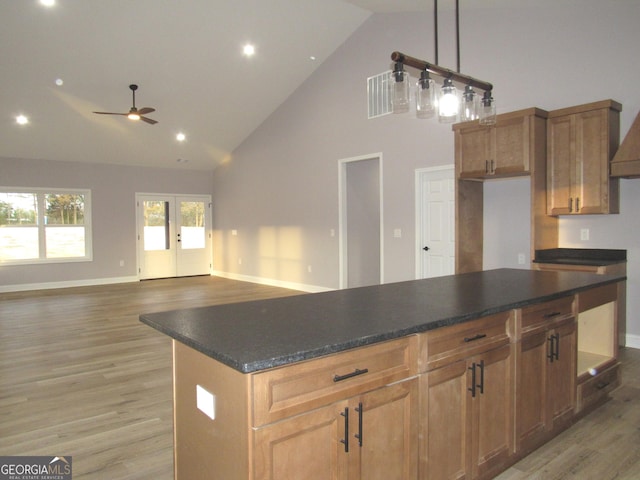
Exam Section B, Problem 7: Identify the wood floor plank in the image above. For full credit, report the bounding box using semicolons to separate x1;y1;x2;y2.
1;276;638;479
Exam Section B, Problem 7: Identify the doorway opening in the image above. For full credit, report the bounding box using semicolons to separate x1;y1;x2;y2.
136;194;212;279
338;154;383;289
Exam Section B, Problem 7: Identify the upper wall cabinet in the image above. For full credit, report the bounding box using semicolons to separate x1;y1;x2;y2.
453;108;548;179
547;100;621;215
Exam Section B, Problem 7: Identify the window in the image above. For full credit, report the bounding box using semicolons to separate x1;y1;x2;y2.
0;188;92;264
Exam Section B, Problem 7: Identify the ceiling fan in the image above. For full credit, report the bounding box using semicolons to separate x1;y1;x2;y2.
93;84;158;124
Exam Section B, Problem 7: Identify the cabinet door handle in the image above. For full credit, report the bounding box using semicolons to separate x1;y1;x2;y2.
547;335;556;362
340;407;349;453
477;360;485;395
464;333;487;343
468;363;477;398
491;160;495;174
554;333;560;361
355;402;363;447
576;197;580;212
334;368;369;382
569;197;573;213
596;381;610;390
485;160;489;174
543;311;562;319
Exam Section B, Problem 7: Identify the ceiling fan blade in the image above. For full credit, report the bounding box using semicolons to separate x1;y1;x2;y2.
140;116;158;125
137;107;155;115
93;111;127;116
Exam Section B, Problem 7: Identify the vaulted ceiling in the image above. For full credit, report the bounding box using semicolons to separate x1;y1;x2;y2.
1;0;556;171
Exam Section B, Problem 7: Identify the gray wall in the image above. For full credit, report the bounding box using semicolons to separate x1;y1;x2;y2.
212;2;640;342
1;157;213;288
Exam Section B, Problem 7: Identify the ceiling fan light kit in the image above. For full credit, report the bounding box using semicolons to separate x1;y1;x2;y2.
93;84;158;125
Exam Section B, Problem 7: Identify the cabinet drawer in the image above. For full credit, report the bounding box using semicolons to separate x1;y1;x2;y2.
519;296;574;334
419;312;512;372
576;362;620;413
251;336;418;426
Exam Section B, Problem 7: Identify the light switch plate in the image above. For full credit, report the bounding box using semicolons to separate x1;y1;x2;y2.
196;385;216;420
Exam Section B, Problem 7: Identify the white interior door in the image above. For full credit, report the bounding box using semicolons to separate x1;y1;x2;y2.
416;166;455;278
137;194;211;280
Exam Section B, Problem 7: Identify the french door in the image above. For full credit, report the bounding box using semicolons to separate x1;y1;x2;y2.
137;194;212;279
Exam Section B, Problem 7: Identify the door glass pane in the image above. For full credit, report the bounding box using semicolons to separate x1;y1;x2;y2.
144;201;170;251
0;193;39;261
180;201;205;249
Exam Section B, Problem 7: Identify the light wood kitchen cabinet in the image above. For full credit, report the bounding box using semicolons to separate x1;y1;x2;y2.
575;283;621;414
454;108;547;179
254;378;418;480
547;99;621;215
515;296;577;453
419;312;514;480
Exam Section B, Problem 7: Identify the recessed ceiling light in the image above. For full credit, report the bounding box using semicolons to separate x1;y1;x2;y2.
40;0;55;7
176;132;186;142
243;44;255;57
309;56;317;61
55;78;64;86
16;115;29;125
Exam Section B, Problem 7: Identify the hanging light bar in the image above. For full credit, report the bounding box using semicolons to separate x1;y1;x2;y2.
387;0;495;125
390;52;493;94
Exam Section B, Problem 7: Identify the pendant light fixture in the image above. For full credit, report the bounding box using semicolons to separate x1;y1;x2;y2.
391;62;410;114
416;70;436;119
388;0;496;126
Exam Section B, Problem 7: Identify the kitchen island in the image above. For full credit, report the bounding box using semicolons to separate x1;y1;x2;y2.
140;268;625;480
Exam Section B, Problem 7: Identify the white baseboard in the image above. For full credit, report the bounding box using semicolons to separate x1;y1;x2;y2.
624;333;640;350
212;271;334;293
0;275;139;293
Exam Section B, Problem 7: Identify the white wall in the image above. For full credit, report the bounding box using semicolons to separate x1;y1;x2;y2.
1;157;213;289
212;1;640;341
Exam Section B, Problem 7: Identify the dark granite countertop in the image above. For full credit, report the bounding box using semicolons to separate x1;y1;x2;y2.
139;268;625;374
534;248;626;266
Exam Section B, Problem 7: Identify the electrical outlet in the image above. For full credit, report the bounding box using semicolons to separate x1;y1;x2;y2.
196;385;216;420
307;265;312;273
580;228;590;241
393;228;402;238
517;253;525;265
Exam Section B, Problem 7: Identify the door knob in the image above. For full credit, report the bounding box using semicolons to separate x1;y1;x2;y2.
423;246;430;251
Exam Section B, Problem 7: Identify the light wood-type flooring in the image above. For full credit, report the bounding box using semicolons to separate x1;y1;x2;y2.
1;276;638;479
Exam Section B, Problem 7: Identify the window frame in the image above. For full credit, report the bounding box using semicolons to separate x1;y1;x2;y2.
0;187;93;265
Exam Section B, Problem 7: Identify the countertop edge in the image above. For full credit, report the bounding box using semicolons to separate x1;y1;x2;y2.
140;273;625;374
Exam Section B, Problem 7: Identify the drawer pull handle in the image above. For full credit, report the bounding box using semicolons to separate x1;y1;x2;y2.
596;381;610;390
543;311;562;319
464;334;487;343
334;368;369;383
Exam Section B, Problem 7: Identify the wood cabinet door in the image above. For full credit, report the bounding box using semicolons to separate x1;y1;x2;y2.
351;378;418;480
547;114;574;215
471;344;514;480
548;320;577;429
457;126;492;178
574;108;611;214
253;401;348;480
421;360;470;480
493;114;530;176
514;331;549;453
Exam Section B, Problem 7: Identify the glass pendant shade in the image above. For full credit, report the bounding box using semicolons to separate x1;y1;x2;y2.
416;71;436;119
479;91;497;125
461;85;479;122
391;63;410;114
438;78;459;123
